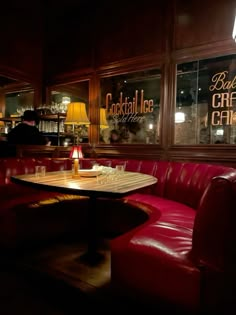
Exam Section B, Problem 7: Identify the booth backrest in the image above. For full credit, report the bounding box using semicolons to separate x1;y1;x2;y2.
153;161;233;209
80;158;234;210
0;157;73;185
192;170;236;270
0;156;234;213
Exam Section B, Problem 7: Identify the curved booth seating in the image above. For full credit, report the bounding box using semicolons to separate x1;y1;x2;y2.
76;157;236;312
0;157;235;313
105;160;236;313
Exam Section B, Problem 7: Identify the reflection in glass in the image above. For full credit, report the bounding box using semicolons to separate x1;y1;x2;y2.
6;89;34;117
64;102;90;145
100;108;109;129
175;55;236;145
100;69;161;144
48;80;90;145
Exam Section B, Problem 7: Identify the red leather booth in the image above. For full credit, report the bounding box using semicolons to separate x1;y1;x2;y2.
0;157;235;313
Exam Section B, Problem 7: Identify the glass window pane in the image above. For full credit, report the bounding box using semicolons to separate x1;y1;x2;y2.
100;69;161;144
6;90;34;117
49;80;90;145
175;54;236;144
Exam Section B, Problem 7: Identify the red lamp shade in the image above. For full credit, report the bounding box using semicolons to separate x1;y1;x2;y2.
70;145;83;159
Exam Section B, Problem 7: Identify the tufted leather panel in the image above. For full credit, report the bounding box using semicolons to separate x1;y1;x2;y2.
192;171;236;271
152;161;234;209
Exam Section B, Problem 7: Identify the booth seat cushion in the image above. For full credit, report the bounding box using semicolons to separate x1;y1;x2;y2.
111;220;200;309
125;193;196;230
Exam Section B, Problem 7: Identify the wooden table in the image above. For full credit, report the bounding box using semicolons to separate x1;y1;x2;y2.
11;170;157;264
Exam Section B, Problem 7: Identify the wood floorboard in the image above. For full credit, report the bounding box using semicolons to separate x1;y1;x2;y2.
14;239;111;294
0;239;117;315
0;238;200;315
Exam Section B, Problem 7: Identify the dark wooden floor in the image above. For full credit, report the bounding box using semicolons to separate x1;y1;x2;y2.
0;202;163;315
0;238;224;315
0;238;183;315
0;239;112;315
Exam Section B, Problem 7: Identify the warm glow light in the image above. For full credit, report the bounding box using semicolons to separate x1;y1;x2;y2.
232;15;236;42
65;102;90;125
68;182;81;189
70;146;83;178
70;145;83;159
62;96;71;105
73;159;79;175
100;108;109;129
65;102;90;145
175;112;185;123
0;113;4;127
216;129;224;136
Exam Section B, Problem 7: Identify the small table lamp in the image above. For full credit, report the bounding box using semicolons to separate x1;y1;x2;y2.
64;102;90;144
70;145;83;178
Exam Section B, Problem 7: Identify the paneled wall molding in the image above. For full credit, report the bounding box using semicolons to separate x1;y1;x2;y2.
46;68;94;87
2;81;33;94
95;53;164;77
160;62;176;149
47;53;164;85
88;143;236;167
93;144;164;160
167;145;236;167
172;39;236;62
0;65;39;87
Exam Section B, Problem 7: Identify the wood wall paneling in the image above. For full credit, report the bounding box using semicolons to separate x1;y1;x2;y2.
94;2;165;67
1;0;236;167
44;2;95;80
174;0;235;50
0;2;43;84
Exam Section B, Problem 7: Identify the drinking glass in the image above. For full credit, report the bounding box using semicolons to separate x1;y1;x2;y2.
115;164;125;177
35;165;46;177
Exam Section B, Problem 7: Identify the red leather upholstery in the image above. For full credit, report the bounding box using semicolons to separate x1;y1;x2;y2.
107;160;236;312
0;157;87;249
1;157;236;312
192;172;236;270
111;221;200;309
